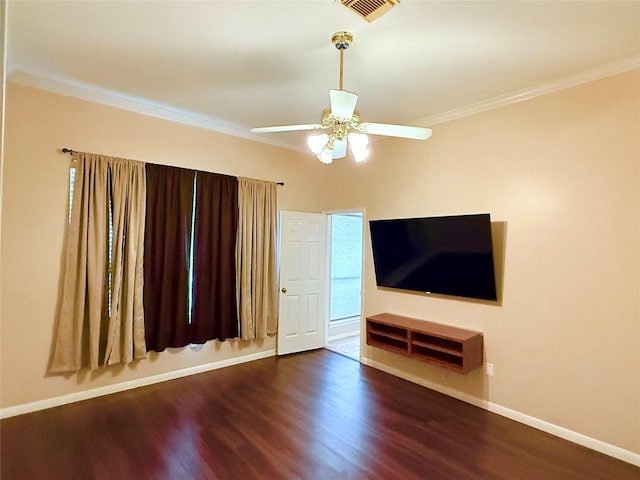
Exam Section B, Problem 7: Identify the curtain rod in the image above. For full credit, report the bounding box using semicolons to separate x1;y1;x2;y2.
60;148;284;185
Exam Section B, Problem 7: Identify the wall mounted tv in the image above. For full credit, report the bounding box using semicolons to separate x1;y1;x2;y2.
369;213;497;301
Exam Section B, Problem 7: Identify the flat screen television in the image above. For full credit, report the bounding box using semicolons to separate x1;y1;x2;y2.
369;213;497;301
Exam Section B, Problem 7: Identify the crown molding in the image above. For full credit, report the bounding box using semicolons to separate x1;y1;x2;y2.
8;55;640;148
7;70;305;153
413;54;640;127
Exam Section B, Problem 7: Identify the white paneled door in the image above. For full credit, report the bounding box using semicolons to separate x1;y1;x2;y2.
277;211;328;355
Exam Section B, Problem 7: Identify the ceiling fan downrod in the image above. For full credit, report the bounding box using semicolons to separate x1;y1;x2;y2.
332;31;353;91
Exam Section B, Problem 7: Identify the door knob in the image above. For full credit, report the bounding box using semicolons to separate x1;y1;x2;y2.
281;287;287;293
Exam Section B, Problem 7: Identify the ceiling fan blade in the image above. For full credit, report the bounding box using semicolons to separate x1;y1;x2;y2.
333;139;347;159
251;124;325;133
359;123;433;140
330;90;358;119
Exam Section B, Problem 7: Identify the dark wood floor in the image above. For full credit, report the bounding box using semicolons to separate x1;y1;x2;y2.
1;349;638;479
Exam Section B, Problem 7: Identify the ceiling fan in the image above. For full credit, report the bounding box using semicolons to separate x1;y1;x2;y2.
250;31;432;164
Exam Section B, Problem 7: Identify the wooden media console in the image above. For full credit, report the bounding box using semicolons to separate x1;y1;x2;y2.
366;313;483;373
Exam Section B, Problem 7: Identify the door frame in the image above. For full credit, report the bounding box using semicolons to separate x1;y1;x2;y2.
323;207;366;355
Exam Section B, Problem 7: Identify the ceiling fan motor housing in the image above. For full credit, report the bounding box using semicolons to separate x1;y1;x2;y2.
320;108;360;140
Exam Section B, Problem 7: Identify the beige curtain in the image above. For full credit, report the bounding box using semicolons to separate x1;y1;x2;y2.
236;178;278;340
50;153;146;372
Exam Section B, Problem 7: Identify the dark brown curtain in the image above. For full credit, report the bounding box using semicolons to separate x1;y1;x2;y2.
144;164;195;351
191;172;239;342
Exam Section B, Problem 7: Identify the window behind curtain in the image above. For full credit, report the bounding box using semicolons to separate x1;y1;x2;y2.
53;154;147;371
69;165;114;316
68;166;75;223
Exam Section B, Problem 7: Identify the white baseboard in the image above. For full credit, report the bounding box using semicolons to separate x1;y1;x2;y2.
0;349;276;419
360;357;640;467
3;350;637;467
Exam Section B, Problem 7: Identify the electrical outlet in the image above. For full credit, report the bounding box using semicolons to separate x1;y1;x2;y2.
486;363;495;376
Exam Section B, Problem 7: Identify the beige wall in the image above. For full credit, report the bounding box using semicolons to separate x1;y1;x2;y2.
323;70;640;454
0;83;329;408
2;71;638;456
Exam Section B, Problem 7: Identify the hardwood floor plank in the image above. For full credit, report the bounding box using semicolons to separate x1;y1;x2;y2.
1;349;638;479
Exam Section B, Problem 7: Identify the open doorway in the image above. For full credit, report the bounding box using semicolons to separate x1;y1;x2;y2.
325;211;363;360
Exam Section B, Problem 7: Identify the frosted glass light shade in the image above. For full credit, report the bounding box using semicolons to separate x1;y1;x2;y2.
317;143;334;164
351;146;369;163
307;133;329;154
309;132;370;163
348;133;369;163
348;132;368;148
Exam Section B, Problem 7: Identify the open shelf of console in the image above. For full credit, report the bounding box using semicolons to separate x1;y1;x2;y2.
366;313;483;373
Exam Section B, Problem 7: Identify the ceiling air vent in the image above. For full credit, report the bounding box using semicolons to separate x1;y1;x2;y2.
340;0;399;23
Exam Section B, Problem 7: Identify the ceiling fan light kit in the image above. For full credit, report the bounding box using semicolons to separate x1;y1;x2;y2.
251;31;432;164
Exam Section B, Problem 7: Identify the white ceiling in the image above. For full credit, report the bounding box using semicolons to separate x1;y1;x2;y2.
7;1;640;153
